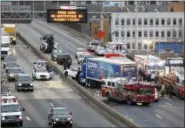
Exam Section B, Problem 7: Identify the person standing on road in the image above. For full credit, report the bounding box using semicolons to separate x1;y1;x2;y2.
168;85;173;98
161;84;165;97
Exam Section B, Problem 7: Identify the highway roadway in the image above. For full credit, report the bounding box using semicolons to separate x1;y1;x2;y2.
2;40;116;127
17;19;184;127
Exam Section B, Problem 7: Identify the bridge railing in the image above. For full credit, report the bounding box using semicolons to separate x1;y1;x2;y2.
1;5;31;12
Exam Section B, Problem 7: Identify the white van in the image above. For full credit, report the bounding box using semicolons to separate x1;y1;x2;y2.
1;35;11;59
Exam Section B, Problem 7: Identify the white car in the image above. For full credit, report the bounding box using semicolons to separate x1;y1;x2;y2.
33;60;47;69
75;48;86;58
63;67;78;79
77;52;92;64
95;46;106;56
87;40;100;51
32;68;54;80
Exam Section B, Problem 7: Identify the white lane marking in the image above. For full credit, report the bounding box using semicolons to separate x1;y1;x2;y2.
26;116;31;121
155;114;162;119
50;103;54;107
166;102;173;107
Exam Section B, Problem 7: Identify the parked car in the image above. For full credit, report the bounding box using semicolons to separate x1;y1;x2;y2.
51;49;63;61
75;47;86;58
95;46;106;56
87;40;100;51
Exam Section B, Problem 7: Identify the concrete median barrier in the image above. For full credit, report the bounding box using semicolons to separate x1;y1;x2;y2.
17;32;139;128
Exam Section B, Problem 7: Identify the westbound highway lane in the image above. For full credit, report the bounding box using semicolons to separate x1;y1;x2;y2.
3;40;116;127
17;20;184;127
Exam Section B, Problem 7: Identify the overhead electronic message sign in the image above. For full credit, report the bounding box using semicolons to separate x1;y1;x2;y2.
47;7;87;23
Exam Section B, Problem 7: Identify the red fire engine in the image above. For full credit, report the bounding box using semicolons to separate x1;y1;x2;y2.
101;78;156;105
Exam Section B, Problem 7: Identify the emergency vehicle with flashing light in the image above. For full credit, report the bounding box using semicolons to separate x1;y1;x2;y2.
1;96;25;126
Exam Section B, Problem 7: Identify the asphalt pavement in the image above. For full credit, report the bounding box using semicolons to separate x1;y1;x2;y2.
16;19;184;127
2;41;116;127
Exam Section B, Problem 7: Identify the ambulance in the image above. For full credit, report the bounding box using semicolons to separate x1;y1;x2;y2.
1;96;25;126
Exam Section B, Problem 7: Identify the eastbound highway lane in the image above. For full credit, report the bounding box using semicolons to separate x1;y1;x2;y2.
16;20;184;127
4;41;116;127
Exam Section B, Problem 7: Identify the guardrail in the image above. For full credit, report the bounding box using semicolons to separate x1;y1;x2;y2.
1;5;31;12
16;32;139;128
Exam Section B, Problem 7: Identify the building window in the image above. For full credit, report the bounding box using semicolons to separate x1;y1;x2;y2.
173;30;176;37
179;18;182;26
173;18;176;25
133;19;135;25
127;43;130;49
138;31;142;37
115;19;119;25
121;31;124;37
127;19;130;25
170;8;174;12
144;44;147;49
167;18;171;25
121;19;124;25
127;31;130;37
167;31;171;37
138;18;142;25
156;31;159;37
133;31;135;37
138;43;141;49
156;18;159;25
161;19;165;25
115;31;119;37
150;19;153;25
179;30;182;37
144;18;147;25
132;43;135;49
161;31;165;37
144;30;147;37
150;31;153;37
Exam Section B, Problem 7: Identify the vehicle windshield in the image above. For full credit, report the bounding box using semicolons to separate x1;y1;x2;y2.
77;48;86;52
36;61;47;66
54;109;69;115
79;54;91;58
139;88;152;95
91;43;99;46
1;104;21;113
1;43;10;48
7;63;18;67
36;68;48;73
9;68;22;73
18;75;32;81
5;56;16;61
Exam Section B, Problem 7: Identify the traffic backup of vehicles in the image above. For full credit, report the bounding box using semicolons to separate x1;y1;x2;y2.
40;34;55;53
1;96;25;126
3;55;17;68
5;62;20;72
32;68;54;80
48;107;73;128
3;24;17;44
15;73;34;92
101;78;156;105
134;54;165;81
79;57;137;88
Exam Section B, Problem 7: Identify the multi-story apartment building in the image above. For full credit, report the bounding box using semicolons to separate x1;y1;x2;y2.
111;12;184;51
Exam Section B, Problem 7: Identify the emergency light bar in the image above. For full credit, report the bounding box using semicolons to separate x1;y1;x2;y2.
1;96;18;103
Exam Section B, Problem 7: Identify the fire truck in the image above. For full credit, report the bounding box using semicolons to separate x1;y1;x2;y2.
159;67;185;99
101;78;156;105
134;54;165;81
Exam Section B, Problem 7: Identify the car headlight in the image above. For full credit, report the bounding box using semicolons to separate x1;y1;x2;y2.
18;83;22;86
30;84;33;86
67;117;71;121
2;117;5;120
19;116;23;120
55;118;59;121
10;74;14;77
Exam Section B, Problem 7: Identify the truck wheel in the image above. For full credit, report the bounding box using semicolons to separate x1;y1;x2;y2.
64;72;68;77
106;93;111;102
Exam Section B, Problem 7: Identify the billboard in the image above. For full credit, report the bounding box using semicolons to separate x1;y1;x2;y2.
47;8;87;23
